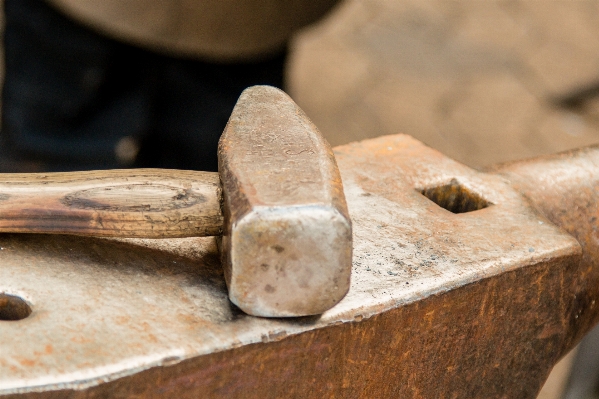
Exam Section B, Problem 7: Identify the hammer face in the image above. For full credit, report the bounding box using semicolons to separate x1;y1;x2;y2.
225;206;351;317
218;85;352;317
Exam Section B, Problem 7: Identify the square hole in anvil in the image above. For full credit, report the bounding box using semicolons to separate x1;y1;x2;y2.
419;178;492;214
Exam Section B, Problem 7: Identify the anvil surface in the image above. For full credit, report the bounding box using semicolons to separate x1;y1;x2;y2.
0;134;594;398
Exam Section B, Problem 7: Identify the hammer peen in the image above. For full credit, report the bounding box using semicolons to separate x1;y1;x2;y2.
0;86;353;318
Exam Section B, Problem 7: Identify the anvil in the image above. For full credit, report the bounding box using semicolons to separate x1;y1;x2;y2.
1;130;598;397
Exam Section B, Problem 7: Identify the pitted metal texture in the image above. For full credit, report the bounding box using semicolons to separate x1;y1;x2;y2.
218;86;352;317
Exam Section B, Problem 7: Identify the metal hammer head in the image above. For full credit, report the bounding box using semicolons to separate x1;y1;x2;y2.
218;86;352;317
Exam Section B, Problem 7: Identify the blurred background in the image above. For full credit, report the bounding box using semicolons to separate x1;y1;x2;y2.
3;0;599;397
289;0;599;167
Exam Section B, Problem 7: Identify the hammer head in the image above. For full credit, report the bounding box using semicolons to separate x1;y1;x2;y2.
218;86;352;317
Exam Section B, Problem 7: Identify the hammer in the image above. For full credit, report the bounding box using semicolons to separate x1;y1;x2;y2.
0;86;353;318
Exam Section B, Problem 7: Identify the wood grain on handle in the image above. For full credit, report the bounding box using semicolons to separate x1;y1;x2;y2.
0;169;223;238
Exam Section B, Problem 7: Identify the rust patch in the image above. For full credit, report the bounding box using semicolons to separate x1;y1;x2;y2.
0;294;31;321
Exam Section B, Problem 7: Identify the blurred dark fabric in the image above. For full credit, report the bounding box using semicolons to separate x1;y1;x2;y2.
1;0;287;172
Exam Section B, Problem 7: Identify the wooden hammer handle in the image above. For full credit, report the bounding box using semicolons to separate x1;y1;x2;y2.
0;169;223;238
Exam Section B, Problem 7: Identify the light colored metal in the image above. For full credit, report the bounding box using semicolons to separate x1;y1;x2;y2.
218;86;352;317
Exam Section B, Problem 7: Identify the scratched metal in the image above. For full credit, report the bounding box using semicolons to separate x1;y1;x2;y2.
218;86;352;317
492;145;599;357
0;134;585;398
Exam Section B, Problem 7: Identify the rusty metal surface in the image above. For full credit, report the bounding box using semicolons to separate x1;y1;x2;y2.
0;134;591;397
0;294;31;321
218;86;352;317
492;146;599;358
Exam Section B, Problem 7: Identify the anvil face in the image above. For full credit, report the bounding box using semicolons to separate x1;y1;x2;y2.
0;135;581;398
